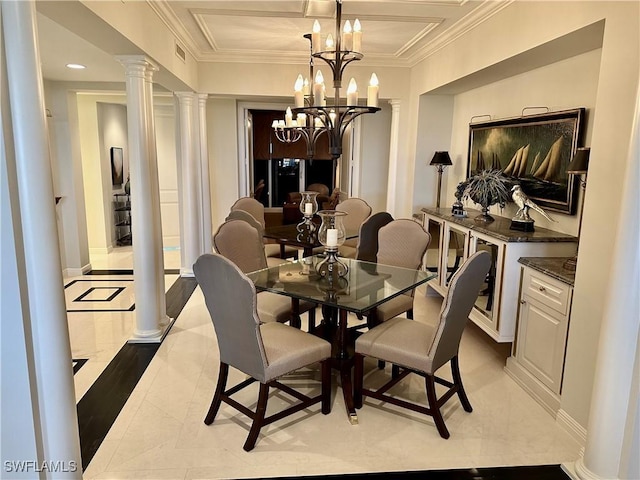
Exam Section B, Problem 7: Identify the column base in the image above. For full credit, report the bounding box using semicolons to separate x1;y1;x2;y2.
128;317;176;344
566;457;607;480
180;267;195;277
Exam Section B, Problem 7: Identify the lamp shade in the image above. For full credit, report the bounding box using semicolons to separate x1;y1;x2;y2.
430;151;453;166
566;147;590;174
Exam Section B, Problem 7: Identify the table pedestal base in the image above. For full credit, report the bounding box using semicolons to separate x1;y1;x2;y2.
315;306;359;423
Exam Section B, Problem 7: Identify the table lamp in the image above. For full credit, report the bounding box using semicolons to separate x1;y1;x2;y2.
430;151;452;208
563;147;590;271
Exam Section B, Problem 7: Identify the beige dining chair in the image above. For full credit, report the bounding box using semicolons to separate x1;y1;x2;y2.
193;253;331;451
213;219;317;329
225;210;293;266
229;197;298;259
335;197;372;258
354;251;492;439
365;218;431;329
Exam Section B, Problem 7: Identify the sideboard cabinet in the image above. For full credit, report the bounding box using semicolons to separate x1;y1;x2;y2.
505;258;575;415
420;207;577;343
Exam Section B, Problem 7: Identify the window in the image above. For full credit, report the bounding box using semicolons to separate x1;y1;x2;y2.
250;109;335;208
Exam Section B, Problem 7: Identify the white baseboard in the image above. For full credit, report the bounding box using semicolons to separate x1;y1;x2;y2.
557;408;587;446
63;263;92;277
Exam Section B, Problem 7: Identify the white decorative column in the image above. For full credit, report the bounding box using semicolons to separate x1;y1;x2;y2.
175;92;202;276
197;93;212;254
118;56;171;342
386;99;401;217
572;85;640;480
1;1;82;477
143;67;168;326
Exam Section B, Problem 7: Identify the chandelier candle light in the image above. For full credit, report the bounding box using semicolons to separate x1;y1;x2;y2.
272;0;380;160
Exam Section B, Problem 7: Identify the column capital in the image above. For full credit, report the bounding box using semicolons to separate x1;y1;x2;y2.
388;99;401;109
197;93;209;104
116;55;159;78
175;91;196;105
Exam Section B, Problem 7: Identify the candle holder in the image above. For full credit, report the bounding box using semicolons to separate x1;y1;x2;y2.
297;191;319;232
316;210;349;278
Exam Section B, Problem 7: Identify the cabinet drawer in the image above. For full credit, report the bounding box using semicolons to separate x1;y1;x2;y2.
522;268;571;315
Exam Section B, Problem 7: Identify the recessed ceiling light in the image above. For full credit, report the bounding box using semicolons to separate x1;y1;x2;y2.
66;63;86;70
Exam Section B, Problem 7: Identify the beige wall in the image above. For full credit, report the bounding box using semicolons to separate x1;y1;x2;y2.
407;1;640;433
208;97;240;232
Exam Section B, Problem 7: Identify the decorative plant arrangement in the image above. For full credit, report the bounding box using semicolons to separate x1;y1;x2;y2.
460;169;511;222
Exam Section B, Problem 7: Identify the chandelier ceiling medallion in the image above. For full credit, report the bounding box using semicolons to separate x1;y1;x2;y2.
272;0;380;160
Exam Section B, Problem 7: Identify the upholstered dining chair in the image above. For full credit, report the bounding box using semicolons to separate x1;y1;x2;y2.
225;209;293;266
354;250;492;439
355;212;394;263
213;219;317;329
193;253;331;451
230;197;266;228
335;197;372;258
229;197;297;259
365;218;431;329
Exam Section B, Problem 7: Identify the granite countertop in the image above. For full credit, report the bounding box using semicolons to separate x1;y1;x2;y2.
421;207;578;243
518;257;576;286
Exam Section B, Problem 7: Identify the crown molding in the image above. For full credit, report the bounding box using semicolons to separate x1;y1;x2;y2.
147;0;199;60
406;0;514;67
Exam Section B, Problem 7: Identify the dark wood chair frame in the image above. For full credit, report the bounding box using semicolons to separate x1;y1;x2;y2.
205;360;332;451
353;354;472;439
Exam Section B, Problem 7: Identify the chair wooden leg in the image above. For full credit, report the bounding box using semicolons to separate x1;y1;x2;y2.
407;308;414;320
451;356;472;412
290;298;302;329
204;363;229;425
391;364;401;379
308;307;316;332
425;375;450;439
243;383;269;452
321;359;331;414
354;353;364;409
377;360;386;370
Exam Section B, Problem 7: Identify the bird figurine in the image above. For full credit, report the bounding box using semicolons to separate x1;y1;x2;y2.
511;185;556;223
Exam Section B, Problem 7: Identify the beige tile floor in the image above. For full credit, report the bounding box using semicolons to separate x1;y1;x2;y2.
78;276;582;479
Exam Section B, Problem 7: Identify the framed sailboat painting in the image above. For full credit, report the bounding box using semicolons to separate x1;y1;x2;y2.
467;108;586;214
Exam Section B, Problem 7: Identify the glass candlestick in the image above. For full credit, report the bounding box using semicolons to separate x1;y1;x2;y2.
316;210;349;278
297;191;319;232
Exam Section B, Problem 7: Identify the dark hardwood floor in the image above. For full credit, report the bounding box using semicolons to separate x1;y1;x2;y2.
270;465;570;479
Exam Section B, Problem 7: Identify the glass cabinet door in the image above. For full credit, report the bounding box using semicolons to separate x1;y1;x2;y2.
469;234;503;324
425;217;443;280
442;225;468;288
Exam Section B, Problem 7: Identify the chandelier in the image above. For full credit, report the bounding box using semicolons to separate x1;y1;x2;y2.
272;0;380;160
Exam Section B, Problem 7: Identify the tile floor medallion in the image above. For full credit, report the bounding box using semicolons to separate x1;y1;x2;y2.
65;278;135;313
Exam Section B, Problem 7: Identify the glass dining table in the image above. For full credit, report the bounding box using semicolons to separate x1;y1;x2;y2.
246;256;435;424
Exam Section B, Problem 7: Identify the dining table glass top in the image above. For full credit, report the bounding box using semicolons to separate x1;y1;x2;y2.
246;256;435;315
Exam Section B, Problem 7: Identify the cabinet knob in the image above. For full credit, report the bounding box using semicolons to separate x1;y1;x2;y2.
538;286;546;292
520;299;526;305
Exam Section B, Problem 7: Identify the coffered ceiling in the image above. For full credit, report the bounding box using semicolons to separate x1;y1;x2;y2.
154;0;496;66
36;0;506;83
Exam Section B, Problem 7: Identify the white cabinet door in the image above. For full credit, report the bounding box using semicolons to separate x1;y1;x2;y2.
516;297;569;394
